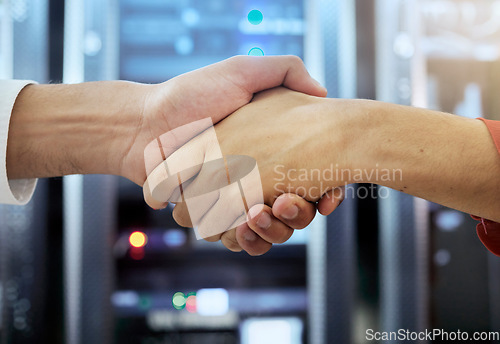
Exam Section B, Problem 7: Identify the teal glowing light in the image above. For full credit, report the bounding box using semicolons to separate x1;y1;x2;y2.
172;292;186;310
248;47;265;56
248;10;263;25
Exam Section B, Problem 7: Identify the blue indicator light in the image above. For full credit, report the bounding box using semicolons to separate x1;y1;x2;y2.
248;10;264;25
248;47;265;56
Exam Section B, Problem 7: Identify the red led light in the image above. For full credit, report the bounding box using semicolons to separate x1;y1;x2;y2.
186;295;197;313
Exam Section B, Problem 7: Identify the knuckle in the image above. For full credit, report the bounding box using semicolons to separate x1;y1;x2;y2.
229;55;246;66
287;55;304;65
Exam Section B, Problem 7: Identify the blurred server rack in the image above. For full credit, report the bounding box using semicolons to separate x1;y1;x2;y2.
118;0;305;82
419;0;500;338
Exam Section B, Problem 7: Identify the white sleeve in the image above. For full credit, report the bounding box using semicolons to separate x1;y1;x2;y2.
0;80;38;205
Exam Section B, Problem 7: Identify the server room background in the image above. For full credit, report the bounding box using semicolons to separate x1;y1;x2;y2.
0;0;499;343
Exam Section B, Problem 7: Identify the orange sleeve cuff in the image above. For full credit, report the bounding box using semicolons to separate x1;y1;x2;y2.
473;118;500;256
477;118;500;155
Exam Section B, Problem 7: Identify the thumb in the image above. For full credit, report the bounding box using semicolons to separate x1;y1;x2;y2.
143;117;214;176
144;125;221;205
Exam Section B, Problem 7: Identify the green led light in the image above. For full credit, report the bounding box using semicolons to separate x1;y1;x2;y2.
248;47;265;56
248;10;263;25
172;292;186;310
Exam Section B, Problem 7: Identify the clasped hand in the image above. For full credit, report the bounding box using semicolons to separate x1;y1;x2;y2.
144;84;345;255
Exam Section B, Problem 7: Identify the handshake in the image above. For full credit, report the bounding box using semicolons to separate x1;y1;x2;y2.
8;55;499;257
137;56;347;256
7;55;347;256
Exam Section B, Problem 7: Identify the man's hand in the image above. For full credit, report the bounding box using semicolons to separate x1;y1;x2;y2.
122;56;327;185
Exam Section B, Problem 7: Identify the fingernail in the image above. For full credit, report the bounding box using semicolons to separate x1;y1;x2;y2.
248;206;260;221
256;212;272;230
281;205;299;220
243;230;257;242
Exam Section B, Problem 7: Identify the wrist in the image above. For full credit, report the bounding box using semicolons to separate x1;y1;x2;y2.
307;98;377;186
7;81;149;179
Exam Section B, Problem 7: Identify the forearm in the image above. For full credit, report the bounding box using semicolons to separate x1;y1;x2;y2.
329;99;500;221
7;81;148;179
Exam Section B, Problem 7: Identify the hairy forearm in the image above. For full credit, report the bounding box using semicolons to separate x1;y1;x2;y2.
325;99;500;221
7;81;148;179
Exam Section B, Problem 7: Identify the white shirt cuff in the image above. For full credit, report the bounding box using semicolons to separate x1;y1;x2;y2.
0;80;38;205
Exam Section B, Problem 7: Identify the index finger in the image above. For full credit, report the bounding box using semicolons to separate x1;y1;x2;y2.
224;55;327;98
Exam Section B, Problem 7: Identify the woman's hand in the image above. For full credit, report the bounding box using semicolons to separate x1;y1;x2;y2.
151;87;350;251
